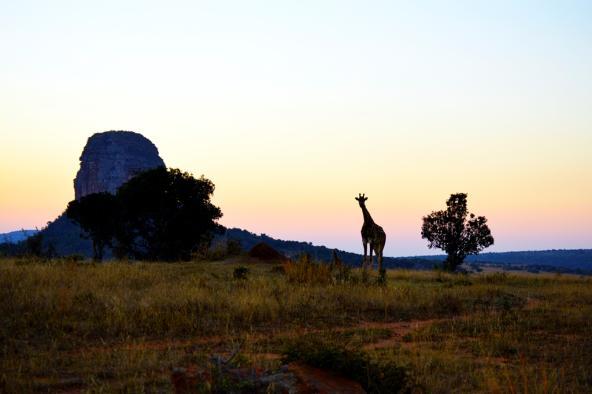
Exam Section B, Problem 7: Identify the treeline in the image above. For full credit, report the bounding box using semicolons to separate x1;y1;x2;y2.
66;167;222;261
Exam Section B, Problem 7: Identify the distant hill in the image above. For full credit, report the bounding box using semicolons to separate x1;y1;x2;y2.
466;249;592;269
407;250;592;273
0;230;38;244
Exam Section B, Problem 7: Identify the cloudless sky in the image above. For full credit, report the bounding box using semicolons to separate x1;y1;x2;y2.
1;0;591;255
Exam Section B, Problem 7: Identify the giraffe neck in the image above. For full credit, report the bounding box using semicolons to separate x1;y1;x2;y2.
360;205;374;225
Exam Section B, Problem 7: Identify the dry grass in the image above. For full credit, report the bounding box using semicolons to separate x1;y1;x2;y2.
282;254;333;284
0;258;591;392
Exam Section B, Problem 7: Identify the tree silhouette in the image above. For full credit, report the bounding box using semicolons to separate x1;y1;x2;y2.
25;232;45;258
66;192;119;261
115;167;223;261
421;193;494;271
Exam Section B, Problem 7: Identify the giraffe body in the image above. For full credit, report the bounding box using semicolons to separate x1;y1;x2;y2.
355;194;386;271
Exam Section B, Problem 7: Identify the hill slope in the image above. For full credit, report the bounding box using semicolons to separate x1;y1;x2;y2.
411;250;592;272
0;230;38;244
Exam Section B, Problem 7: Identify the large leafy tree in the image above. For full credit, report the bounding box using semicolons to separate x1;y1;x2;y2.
115;167;223;261
421;193;494;271
66;192;119;261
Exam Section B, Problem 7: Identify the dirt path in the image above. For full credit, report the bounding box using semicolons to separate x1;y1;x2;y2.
70;318;441;356
360;319;438;351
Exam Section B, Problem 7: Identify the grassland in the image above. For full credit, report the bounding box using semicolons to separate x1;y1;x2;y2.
1;258;591;393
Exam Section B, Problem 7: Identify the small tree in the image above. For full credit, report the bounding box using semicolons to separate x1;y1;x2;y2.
66;192;119;261
421;193;494;271
115;167;223;261
25;232;45;258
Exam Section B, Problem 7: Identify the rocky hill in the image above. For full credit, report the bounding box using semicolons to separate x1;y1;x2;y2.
39;131;166;255
74;131;165;199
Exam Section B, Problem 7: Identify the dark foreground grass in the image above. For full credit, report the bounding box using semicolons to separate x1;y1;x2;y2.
0;258;591;392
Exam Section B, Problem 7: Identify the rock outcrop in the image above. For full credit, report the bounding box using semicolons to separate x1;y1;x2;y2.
74;131;165;199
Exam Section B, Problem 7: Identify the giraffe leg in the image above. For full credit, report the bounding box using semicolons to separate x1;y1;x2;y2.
377;245;383;272
369;244;374;270
362;241;368;269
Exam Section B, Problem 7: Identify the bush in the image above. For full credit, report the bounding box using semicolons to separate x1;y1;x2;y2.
194;239;244;261
283;335;411;393
226;239;243;256
233;266;249;280
25;233;46;258
207;242;229;261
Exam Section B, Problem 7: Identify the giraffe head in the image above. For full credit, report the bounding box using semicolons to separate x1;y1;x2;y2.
355;193;368;207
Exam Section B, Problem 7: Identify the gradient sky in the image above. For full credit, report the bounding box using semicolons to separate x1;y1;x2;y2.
1;1;591;256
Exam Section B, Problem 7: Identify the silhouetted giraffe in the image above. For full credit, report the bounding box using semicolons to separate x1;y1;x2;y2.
355;193;386;271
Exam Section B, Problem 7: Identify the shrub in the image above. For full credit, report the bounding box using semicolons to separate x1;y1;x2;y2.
233;266;249;280
282;335;411;393
203;242;228;261
226;239;243;256
194;239;243;261
25;232;46;258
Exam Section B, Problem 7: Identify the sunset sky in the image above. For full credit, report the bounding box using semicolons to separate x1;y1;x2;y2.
1;1;591;256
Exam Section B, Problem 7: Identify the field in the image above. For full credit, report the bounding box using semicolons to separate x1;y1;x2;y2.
1;258;591;393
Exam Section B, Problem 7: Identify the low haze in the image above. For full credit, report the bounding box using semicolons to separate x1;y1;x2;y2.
1;0;591;255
